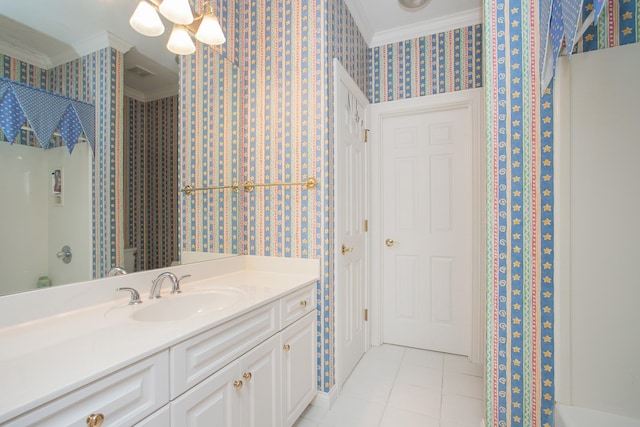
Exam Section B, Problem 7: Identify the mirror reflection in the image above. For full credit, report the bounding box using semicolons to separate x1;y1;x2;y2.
0;1;240;296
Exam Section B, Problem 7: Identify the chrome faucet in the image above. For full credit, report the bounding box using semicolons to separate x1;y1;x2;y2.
149;272;191;299
107;266;127;276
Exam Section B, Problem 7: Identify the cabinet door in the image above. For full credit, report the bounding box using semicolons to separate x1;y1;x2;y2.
281;311;317;427
135;405;170;427
171;361;241;427
5;351;169;427
240;334;281;427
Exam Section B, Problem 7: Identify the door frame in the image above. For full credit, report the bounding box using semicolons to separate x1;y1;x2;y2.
333;58;370;394
369;88;486;363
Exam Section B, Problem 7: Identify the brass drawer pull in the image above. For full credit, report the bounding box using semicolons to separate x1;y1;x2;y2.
243;372;253;382
299;300;307;307
86;413;104;427
283;344;291;351
233;380;243;390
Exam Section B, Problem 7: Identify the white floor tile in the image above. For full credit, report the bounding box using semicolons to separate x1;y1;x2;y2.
299;402;330;421
402;347;444;370
440;394;485;426
349;353;401;382
293;417;319;427
318;395;385;427
341;371;394;403
387;383;441;418
292;345;487;427
395;363;443;390
443;353;484;377
443;371;485;400
365;344;406;363
380;407;440;427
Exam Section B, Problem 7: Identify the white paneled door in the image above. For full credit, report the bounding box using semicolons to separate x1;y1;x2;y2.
381;106;472;355
334;59;369;386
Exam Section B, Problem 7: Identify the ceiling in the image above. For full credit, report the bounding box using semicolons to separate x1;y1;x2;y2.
345;0;482;46
0;0;481;100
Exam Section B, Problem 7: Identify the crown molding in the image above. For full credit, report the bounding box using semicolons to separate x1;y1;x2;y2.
124;84;179;103
0;31;134;70
0;40;51;69
48;31;132;68
370;8;482;47
343;0;375;45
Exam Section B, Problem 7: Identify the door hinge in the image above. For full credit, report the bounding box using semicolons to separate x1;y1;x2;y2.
363;129;369;143
364;219;368;232
364;309;369;321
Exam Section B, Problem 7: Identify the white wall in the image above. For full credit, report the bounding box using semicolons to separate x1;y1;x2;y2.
556;42;640;419
0;143;48;294
0;142;92;295
46;143;92;286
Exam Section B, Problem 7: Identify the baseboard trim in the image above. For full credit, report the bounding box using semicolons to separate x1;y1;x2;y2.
311;387;339;410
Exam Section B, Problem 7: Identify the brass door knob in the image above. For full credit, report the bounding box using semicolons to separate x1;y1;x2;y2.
385;238;399;247
283;344;291;351
341;244;354;255
243;372;253;382
233;380;243;390
86;413;104;427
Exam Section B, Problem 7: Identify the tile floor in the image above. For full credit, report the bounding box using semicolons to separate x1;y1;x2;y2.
294;344;485;427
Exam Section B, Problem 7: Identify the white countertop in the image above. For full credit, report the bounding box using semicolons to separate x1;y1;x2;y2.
0;256;319;424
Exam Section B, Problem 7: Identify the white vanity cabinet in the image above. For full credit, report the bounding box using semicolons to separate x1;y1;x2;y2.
171;334;282;426
0;270;318;427
170;284;316;427
281;311;317;426
4;351;169;427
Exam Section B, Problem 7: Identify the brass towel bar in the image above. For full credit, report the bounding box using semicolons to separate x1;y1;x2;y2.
180;177;317;195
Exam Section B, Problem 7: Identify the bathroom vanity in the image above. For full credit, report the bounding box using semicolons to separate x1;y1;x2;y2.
0;256;319;426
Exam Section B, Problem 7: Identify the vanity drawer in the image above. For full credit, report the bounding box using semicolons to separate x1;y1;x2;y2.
280;284;316;328
5;351;169;427
171;301;279;399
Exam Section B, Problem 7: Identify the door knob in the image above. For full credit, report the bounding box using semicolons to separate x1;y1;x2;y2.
385;238;399;247
341;244;354;255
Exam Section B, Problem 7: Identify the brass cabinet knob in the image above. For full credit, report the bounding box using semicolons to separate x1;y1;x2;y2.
299;300;307;307
233;380;243;390
283;344;291;351
385;238;399;247
86;413;104;427
242;372;253;382
341;244;354;255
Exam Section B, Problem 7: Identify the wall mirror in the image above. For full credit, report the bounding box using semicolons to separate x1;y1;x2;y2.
0;0;240;297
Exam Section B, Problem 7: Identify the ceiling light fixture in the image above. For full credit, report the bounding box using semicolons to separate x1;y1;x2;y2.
129;0;226;55
398;0;432;12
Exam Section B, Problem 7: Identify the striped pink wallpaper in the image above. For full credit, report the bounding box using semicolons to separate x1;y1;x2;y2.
125;95;179;271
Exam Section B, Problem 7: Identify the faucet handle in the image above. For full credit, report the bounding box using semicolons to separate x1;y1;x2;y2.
171;274;192;294
116;287;143;305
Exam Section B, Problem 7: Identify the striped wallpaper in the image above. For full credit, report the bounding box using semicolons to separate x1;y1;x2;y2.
369;25;483;103
241;0;369;392
180;49;240;256
1;49;122;279
125;95;179;271
576;0;640;52
484;1;551;424
483;0;640;425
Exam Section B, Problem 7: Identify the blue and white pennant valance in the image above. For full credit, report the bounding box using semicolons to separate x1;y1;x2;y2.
540;0;609;91
0;78;95;154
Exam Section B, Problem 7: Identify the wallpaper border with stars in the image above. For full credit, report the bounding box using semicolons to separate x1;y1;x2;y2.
484;0;555;425
575;0;640;52
369;24;483;103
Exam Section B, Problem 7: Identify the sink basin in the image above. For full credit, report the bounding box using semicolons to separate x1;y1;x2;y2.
131;290;244;322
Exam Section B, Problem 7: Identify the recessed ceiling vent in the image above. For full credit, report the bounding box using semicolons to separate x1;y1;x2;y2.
126;65;155;78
